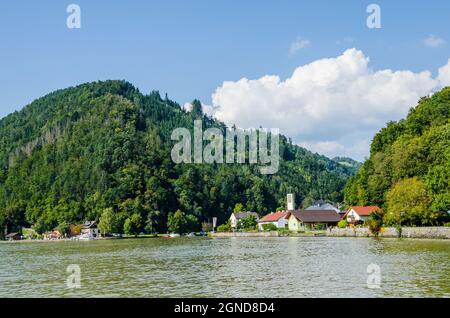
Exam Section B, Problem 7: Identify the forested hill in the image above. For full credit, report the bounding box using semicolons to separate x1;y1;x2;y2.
345;87;450;225
0;80;355;235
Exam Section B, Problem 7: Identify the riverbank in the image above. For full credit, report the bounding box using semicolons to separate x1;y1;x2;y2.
211;231;326;238
3;227;449;242
0;233;208;243
327;226;450;239
210;227;450;239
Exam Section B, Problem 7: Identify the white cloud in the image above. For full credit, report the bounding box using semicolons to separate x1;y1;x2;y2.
300;138;371;160
438;58;450;86
182;102;217;117
424;34;445;48
299;141;344;157
289;38;310;56
182;102;193;112
209;49;447;160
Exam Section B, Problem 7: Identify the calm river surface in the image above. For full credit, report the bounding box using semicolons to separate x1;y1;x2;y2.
0;237;449;297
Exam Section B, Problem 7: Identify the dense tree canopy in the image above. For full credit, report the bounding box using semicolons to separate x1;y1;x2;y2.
345;87;450;225
0;80;356;236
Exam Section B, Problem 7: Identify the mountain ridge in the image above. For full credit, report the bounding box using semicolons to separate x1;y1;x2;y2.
0;80;356;235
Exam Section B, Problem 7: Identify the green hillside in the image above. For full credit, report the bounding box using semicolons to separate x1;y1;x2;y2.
0;80;355;236
345;87;450;225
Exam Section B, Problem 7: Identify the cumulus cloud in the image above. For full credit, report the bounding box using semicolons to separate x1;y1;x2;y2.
209;49;448;160
438;59;450;86
424;34;445;48
299;141;344;157
183;102;217;117
289;38;310;56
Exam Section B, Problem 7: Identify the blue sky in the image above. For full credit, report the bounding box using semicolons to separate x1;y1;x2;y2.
1;0;449;160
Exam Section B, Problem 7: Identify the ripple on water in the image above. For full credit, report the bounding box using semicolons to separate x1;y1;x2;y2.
0;237;449;297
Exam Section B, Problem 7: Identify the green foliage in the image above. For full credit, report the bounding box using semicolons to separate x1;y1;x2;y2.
366;219;382;237
315;223;326;231
98;208;114;234
332;157;362;174
185;214;200;233
217;222;232;232
0;80;355;234
337;219;348;228
123;213;143;236
237;215;258;231
33;217;47;235
167;210;183;234
201;222;212;232
144;210;161;234
261;223;278;231
56;222;70;236
167;209;198;234
345;88;450;225
233;203;245;213
385;178;434;226
365;209;384;236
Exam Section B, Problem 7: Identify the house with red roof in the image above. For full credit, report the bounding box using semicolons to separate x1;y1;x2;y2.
258;211;289;230
344;206;381;224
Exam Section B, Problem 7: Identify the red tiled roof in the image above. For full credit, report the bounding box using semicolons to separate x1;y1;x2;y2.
350;206;380;216
259;211;288;222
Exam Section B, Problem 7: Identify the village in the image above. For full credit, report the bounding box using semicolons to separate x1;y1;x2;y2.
2;194;384;241
4;220;101;242
226;194;379;234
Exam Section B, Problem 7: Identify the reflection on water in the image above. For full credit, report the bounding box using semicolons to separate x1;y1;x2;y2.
0;237;448;297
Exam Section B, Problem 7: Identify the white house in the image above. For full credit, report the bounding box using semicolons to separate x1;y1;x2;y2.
229;212;259;229
81;221;100;238
258;211;289;230
344;206;380;224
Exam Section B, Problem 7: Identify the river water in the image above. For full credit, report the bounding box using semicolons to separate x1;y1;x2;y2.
0;237;448;297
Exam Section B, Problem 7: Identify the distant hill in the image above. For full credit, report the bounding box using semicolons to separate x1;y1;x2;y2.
332;157;362;174
0;80;356;235
345;87;450;225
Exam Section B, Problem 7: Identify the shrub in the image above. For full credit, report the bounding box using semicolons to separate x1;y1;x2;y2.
261;223;277;231
201;222;213;232
217;222;232;232
395;225;402;238
277;228;291;235
366;219;382;237
167;210;199;234
315;223;326;231
338;219;348;228
56;222;71;236
237;215;258;231
123;213;143;236
70;224;83;237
